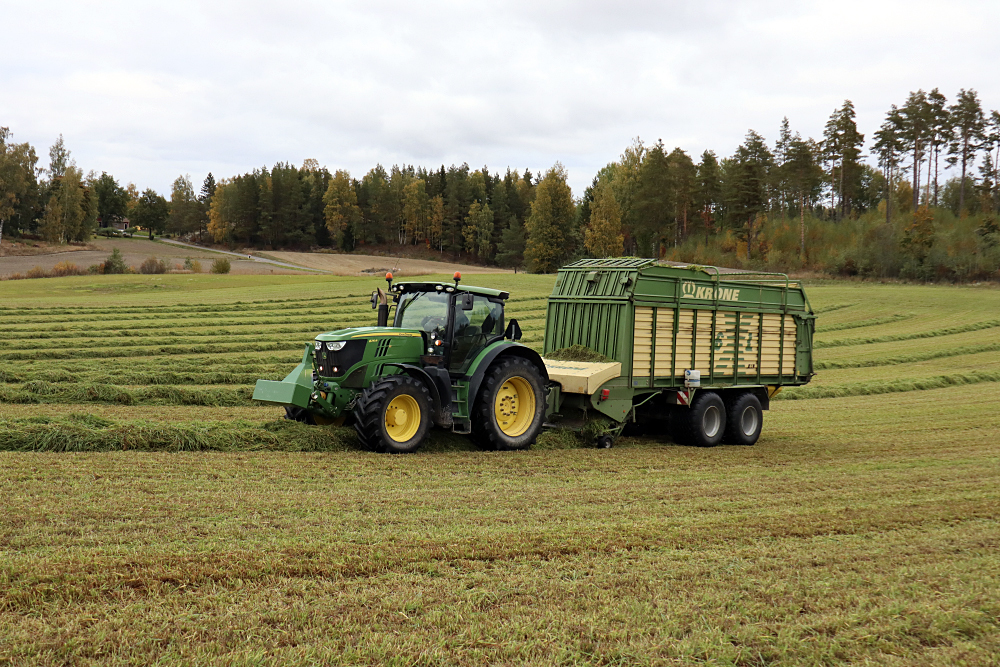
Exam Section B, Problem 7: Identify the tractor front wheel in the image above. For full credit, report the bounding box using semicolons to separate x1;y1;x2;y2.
472;357;546;451
353;376;432;453
284;406;316;425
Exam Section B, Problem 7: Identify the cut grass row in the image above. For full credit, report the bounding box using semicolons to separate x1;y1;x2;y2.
0;403;279;422
0;382;251;407
0;369;266;386
780;369;1000;400
815;318;1000;348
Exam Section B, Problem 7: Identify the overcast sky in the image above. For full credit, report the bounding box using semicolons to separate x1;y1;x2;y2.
3;0;998;196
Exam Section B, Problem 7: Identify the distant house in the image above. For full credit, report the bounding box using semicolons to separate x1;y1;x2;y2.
98;217;131;231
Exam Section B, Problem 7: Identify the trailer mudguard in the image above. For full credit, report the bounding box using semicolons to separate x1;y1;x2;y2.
252;343;313;408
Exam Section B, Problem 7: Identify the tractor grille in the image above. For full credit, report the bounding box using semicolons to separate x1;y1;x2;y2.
316;340;366;377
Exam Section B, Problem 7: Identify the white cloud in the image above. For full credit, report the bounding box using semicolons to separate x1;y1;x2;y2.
2;0;998;195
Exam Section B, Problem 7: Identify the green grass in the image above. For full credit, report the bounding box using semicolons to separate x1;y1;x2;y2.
1;274;1000;665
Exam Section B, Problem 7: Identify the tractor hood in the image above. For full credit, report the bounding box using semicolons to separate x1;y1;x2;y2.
315;327;424;342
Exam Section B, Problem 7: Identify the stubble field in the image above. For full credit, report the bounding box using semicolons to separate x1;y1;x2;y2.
1;272;998;665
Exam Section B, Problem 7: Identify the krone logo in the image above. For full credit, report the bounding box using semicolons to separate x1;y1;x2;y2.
681;281;696;298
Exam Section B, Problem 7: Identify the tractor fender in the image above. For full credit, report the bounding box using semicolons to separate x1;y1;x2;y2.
381;362;446;423
464;343;549;407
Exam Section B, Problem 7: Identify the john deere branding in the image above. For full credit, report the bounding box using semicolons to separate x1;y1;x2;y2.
681;281;741;301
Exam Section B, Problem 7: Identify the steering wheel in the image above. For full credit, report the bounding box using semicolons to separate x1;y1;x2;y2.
420;316;447;332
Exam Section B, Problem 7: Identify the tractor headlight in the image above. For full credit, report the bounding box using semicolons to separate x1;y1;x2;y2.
314;340;322;350
325;341;345;351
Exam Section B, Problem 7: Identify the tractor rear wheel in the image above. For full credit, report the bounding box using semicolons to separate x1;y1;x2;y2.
723;392;763;446
353;376;432;453
472;357;546;451
678;391;726;447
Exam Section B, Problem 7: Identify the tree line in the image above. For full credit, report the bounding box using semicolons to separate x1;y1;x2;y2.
2;86;998;276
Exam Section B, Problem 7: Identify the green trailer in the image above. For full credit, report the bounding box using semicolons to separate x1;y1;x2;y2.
542;259;815;446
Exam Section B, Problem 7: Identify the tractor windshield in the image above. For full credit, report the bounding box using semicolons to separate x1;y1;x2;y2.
395;291;450;335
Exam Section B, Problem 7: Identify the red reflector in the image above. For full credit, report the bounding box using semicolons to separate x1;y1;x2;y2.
600;389;610;401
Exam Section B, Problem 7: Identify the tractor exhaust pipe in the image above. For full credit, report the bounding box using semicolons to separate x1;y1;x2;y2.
376;272;392;327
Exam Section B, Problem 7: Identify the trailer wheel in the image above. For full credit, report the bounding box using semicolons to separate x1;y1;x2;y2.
472;357;546;451
680;391;726;447
724;392;763;446
353;376;432;453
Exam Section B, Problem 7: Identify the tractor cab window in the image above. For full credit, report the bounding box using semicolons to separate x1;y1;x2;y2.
395;291;450;337
449;295;504;373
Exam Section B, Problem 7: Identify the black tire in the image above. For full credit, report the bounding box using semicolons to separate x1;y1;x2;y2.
596;435;614;449
471;357;546;451
284;406;316;425
678;391;726;447
724;392;763;446
353;376;432;453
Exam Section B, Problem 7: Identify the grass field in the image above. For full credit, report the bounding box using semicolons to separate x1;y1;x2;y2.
1;272;999;665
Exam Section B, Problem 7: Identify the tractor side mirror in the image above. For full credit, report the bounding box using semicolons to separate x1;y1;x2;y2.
370;290;378;310
460;293;474;310
504;319;522;341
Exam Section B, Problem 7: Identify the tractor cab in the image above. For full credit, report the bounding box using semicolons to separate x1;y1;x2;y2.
385;275;511;375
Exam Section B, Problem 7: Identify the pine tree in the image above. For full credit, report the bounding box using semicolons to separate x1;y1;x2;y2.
947;88;986;215
874;106;906;225
899;90;931;212
785;135;823;259
822;100;865;217
496;216;525;269
728;130;773;259
926;89;950;206
694;150;721;237
584;181;623;258
669;148;696;243
633;140;672;255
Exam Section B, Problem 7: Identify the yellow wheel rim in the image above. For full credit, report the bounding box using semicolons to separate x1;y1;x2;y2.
384;393;420;443
494;376;535;437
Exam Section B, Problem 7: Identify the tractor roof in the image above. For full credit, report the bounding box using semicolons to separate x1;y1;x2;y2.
390;281;509;300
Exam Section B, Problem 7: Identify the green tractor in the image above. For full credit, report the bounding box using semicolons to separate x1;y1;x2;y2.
252;272;549;453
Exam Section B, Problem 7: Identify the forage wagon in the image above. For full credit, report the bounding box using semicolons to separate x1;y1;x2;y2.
252;259;815;451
